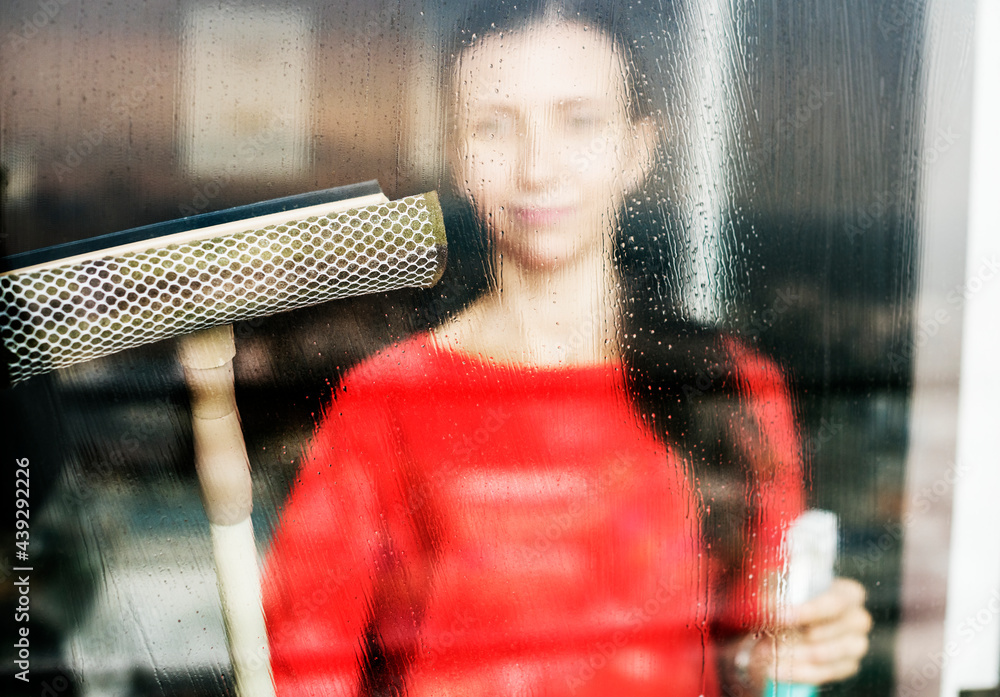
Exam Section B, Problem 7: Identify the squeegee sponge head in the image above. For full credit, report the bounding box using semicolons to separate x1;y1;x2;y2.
1;192;447;386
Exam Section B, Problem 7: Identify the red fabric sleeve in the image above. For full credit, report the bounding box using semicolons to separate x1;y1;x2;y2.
716;336;806;632
262;368;398;697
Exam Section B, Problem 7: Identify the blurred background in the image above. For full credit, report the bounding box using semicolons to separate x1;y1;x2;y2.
0;0;988;695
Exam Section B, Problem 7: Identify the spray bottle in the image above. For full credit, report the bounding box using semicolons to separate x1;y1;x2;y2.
765;509;839;697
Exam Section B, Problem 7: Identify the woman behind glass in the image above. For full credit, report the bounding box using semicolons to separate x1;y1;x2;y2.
263;2;872;694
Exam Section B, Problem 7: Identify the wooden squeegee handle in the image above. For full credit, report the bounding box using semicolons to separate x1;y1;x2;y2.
178;325;252;524
178;325;275;697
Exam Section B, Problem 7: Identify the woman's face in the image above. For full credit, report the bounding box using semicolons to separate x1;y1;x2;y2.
450;22;655;271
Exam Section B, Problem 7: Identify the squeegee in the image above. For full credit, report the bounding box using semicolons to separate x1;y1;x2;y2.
1;180;448;696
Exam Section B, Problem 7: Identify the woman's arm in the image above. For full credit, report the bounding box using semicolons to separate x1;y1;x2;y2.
262;373;396;697
717;338;872;692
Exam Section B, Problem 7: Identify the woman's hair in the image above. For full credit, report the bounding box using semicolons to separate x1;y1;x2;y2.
443;0;667;123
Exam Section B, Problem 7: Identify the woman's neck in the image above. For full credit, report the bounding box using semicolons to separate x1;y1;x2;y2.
433;244;622;366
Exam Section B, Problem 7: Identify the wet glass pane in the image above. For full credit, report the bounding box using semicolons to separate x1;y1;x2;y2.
0;1;981;696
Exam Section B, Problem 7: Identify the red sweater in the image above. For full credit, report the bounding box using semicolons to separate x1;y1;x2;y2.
263;334;803;697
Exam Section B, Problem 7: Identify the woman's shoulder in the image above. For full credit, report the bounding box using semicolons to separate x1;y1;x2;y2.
339;332;450;389
312;333;453;436
717;333;794;401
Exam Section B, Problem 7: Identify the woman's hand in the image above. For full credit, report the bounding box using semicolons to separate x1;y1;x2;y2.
749;577;873;685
